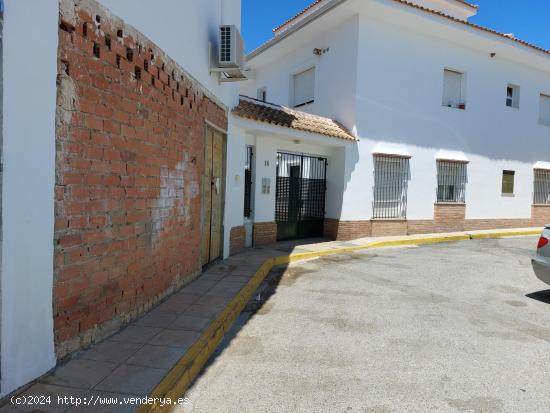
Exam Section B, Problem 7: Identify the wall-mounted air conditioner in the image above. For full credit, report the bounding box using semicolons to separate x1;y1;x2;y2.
211;25;247;83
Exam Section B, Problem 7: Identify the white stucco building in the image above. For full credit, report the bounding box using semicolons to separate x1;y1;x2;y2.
235;0;550;241
0;0;549;398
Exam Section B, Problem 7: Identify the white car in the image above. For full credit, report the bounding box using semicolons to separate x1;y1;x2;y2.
532;226;550;285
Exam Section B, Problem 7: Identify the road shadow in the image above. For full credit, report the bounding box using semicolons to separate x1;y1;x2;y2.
185;262;291;391
526;289;550;304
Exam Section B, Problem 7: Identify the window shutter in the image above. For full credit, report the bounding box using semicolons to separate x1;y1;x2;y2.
293;67;315;107
443;69;462;107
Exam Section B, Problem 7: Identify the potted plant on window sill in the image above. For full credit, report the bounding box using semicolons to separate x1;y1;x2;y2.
458;103;466;110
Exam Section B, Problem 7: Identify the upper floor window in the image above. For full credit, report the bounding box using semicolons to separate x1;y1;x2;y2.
506;84;520;108
539;94;550;126
442;69;466;109
293;67;315;108
257;87;267;102
502;170;515;195
436;161;467;203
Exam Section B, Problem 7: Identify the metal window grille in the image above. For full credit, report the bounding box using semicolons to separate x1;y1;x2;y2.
244;146;253;218
534;170;550;205
436;161;467;203
373;155;410;219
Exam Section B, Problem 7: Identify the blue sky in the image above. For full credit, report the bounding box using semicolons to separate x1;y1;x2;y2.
241;0;550;53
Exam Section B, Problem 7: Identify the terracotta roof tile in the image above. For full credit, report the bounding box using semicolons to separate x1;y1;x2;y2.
273;0;324;33
233;96;357;142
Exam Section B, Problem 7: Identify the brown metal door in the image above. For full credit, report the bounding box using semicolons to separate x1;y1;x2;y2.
202;126;224;266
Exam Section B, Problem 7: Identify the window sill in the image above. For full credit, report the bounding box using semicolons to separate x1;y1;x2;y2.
435;202;466;206
442;104;466;110
501;193;515;197
533;204;550;207
293;100;314;109
370;218;407;222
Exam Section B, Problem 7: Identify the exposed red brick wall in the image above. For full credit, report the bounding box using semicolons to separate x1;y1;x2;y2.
532;205;550;225
406;220;436;234
253;222;277;246
54;1;227;357
324;218;371;241
371;220;408;237
325;208;545;241
434;203;465;232
229;226;246;255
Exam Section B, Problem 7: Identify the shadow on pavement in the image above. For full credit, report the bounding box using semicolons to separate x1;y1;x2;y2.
526;289;550;304
185;262;291;391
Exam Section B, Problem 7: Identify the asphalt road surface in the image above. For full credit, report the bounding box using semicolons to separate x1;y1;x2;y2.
180;237;550;413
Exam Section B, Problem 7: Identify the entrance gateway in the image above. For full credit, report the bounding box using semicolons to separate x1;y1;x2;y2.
275;152;327;241
202;125;225;266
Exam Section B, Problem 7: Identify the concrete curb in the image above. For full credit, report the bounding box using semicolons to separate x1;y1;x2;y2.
137;229;540;412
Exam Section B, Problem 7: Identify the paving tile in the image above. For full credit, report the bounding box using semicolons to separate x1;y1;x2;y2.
41;359;117;389
125;345;185;369
169;314;212;332
154;299;192;314
79;340;142;363
148;329;200;349
198;272;226;282
94;365;168;396
205;284;243;297
220;275;251;284
133;308;179;328
109;326;162;344
170;292;203;304
182;305;220;319
182;280;217;295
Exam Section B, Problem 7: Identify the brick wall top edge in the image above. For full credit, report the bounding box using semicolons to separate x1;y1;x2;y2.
60;0;228;114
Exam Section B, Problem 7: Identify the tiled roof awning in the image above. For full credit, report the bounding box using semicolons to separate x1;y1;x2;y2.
232;96;357;142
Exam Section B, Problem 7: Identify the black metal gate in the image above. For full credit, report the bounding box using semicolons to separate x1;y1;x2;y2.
275;152;327;241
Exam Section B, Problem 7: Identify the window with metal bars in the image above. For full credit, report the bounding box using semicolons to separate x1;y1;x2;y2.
436;161;467;203
244;146;253;218
534;170;550;205
372;155;410;219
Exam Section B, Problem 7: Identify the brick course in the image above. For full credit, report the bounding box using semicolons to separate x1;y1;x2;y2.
253;222;277;246
229;226;246;255
54;0;227;358
324;205;549;241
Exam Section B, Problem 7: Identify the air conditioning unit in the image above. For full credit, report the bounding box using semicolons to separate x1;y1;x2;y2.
211;25;247;82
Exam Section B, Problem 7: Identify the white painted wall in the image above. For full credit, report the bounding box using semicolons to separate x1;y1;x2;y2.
246;132;337;224
408;0;477;21
353;9;550;221
1;0;58;396
245;0;550;224
99;0;241;108
242;15;359;132
223;121;246;257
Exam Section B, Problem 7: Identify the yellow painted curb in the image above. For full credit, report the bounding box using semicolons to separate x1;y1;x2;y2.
138;229;539;412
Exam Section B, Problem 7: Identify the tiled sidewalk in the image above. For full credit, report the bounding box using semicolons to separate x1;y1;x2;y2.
1;227;541;412
1;247;278;413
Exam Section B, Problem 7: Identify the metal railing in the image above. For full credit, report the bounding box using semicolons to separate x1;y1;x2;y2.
534;170;550;205
436;161;467;203
373;155;410;219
